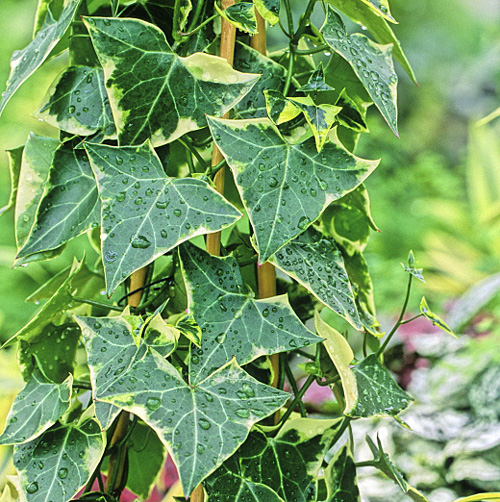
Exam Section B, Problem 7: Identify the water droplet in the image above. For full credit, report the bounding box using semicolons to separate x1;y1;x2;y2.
146;397;161;411
173;209;182;217
216;333;226;344
197;443;205;454
235;408;250;418
131;235;151;249
298;216;310;230
198;418;211;430
58;467;68;479
68;105;76;114
27;483;38;494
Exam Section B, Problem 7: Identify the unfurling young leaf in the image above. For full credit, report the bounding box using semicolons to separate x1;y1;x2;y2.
420;297;456;337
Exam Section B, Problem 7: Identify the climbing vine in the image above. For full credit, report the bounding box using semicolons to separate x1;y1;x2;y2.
0;1;470;501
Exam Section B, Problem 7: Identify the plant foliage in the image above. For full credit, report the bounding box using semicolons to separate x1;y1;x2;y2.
0;1;468;501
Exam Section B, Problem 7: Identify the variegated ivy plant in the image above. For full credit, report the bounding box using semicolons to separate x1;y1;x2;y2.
0;1;460;502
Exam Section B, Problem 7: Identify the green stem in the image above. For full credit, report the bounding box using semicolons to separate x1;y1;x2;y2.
378;274;413;356
187;0;206;33
291;0;317;45
178;137;208;171
284;359;307;417
73;297;122;312
73;380;92;390
293;44;329;55
172;0;183;41
400;313;423;325
277;353;287;391
278;374;315;425
355;460;377;468
295;349;315;360
282;50;295;96
180;14;218;37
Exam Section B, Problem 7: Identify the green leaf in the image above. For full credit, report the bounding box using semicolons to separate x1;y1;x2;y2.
78;314;289;496
205;417;342;502
25;324;81;383
264;91;341;152
253;0;280;25
451;494;500;502
206;481;285;502
358;0;395;22
327;0;417;84
322;7;398;135
126;421;167;500
37;66;115;137
419;297;456;337
14;134;59;252
270;228;362;330
233;42;287;120
17;142;100;261
177;0;193;31
298;62;334;94
0;146;23;217
84;16;259;146
75;311;176;429
180;242;320;383
174;313;202;346
84;142;241;294
335;90;369;133
207;117;378;261
0;0;83;117
2;259;87;348
0;371;72;446
215;2;258;34
346;354;412;417
13;418;105;502
403;250;425;282
315;311;357;412
323;443;360;502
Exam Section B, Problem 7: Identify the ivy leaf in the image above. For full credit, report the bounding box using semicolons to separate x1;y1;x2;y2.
2;259;87;348
17;142;100;261
14;133;59;256
322;6;398;135
125;421;167;500
0;0;82;117
335;89;369;133
346;354;412;418
75;311;177;429
357;0;395;23
0;146;23;217
419;297;456;337
22;324;81;383
403;250;425;282
177;0;193;30
205;417;342;502
78;314;289;496
84;16;259;146
327;0;417;84
270;228;361;330
324;443;360;501
37;66;115;137
233;42;287;120
215;3;258;34
297;62;334;94
0;371;72;446
264;90;341;152
84;142;241;294
207;117;378;261
180;242;321;383
253;0;280;25
13;418;105;502
314;311;357;412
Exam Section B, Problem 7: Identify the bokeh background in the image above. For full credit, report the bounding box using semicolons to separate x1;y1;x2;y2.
1;1;500;500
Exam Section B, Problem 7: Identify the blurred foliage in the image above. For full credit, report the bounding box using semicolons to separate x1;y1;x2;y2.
352;331;500;501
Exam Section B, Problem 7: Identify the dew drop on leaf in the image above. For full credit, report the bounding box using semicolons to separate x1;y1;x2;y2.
146;397;161;411
27;483;39;494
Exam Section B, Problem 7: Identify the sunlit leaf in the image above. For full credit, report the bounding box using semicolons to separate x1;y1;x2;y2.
37;66;115;137
17;142;100;261
0;0;82;117
84;16;259;146
327;0;417;84
78;314;289;495
297;63;334;94
420;297;455;337
335;89;369;133
0;371;72;446
346;354;412;417
314;311;357;412
180;242;320;383
205;417;342;502
253;0;280;25
0;146;23;217
216;2;258;34
323;443;360;501
207;117;378;261
271;229;362;330
84;142;241;294
322;7;398;135
13;419;105;502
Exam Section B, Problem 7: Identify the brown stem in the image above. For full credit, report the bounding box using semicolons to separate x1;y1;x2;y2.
250;11;280;424
205;0;237;257
105;267;147;493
